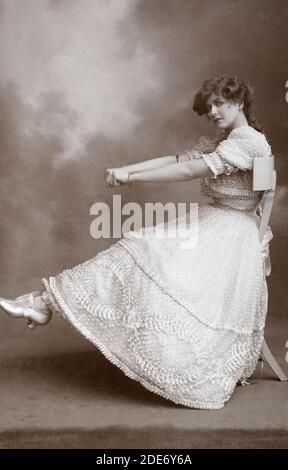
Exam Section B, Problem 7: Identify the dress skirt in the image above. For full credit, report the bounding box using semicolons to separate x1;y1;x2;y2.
42;201;272;409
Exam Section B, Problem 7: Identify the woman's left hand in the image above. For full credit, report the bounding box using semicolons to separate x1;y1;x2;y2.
114;168;129;185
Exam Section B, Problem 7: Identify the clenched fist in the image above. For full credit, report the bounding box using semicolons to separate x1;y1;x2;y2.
105;168;130;187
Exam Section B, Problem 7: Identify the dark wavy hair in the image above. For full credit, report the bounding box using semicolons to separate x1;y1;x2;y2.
192;75;262;133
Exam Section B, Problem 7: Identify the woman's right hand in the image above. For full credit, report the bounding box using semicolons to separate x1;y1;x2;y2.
105;168;118;187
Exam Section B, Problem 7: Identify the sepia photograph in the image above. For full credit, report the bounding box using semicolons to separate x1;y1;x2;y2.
0;0;287;454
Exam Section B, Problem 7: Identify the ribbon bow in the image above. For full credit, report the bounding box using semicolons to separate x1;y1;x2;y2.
260;226;273;277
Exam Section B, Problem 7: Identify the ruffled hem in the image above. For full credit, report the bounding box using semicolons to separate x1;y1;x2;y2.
42;276;228;410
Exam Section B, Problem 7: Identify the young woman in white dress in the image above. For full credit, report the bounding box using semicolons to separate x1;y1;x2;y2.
0;76;273;409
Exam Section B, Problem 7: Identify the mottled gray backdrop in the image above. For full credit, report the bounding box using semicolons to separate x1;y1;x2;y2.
0;0;287;296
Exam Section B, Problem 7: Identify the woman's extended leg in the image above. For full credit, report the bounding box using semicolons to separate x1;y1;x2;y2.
0;290;52;329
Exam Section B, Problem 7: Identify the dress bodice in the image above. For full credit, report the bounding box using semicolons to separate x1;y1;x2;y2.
177;126;273;211
200;166;262;211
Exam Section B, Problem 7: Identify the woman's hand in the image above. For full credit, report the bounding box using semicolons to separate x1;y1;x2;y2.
113;168;129;185
105;168;130;187
105;168;118;187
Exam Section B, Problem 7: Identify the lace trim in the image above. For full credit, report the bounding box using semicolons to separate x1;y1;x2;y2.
41;279;63;316
202;152;239;178
118;238;265;335
42;276;229;410
177;148;201;162
200;178;261;199
210;199;259;212
67;255;263;392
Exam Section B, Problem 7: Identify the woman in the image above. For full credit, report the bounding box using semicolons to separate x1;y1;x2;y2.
0;76;273;409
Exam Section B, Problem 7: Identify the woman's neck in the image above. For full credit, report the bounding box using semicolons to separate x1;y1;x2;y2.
228;112;250;131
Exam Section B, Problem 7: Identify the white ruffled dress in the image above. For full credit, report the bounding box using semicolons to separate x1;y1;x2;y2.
42;125;274;409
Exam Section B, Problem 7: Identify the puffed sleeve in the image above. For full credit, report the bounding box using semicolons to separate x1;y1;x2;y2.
201;127;272;178
176;134;239;178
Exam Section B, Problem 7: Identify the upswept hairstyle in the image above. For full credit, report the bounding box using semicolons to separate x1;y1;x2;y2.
192;76;262;132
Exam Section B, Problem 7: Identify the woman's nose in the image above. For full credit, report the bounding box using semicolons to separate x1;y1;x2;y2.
209;104;218;117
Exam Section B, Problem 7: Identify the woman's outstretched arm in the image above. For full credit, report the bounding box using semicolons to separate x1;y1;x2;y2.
121;155;177;174
130;158;213;183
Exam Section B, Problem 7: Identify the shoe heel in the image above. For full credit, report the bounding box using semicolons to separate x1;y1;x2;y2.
27;319;36;329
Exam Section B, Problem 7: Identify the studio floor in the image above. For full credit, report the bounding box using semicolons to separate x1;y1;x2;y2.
0;274;287;449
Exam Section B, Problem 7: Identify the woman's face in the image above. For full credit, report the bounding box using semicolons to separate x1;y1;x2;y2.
206;92;243;130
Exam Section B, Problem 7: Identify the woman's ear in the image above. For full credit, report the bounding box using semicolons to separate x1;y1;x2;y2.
239;100;244;110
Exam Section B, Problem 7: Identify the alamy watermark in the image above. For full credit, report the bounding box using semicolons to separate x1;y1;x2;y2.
90;195;199;250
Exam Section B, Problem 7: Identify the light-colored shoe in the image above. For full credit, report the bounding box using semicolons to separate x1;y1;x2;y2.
0;291;52;329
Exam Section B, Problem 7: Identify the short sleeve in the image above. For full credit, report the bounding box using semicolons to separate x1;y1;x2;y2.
201;127;272;178
176;135;219;163
202;152;239;178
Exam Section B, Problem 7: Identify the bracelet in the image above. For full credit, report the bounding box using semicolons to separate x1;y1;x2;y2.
127;173;132;186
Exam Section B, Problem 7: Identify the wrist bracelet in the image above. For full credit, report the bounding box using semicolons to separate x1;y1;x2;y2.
128;173;132;186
